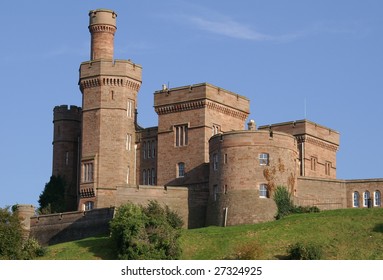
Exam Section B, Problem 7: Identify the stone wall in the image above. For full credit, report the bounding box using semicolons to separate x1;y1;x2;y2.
29;208;114;246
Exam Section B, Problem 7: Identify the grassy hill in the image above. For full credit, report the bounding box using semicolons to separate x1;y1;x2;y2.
39;208;383;260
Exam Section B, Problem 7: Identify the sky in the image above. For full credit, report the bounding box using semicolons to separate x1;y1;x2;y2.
0;0;382;208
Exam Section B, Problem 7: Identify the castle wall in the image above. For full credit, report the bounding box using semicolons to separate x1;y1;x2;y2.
29;208;114;246
295;177;346;210
114;184;209;229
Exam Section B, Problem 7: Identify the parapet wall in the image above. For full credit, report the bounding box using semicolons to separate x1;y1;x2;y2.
29;208;114;245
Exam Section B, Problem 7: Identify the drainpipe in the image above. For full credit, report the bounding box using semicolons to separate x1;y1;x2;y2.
223;207;228;227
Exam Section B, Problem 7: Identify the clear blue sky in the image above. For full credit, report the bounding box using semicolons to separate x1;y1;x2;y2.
0;0;382;208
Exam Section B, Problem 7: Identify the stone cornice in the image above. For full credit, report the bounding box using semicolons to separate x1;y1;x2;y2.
155;99;248;121
296;135;338;152
79;77;141;92
89;24;116;34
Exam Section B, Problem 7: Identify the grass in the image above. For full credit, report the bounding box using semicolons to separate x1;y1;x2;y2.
38;208;383;260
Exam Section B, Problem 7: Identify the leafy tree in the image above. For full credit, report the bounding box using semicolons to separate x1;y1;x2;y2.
0;206;46;260
109;201;183;260
0;206;23;259
38;175;66;214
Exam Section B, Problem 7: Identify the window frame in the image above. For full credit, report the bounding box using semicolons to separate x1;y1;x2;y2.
177;162;185;178
363;191;370;207
353;191;360;208
175;124;188;147
259;184;268;198
259;153;269;166
374;190;381;207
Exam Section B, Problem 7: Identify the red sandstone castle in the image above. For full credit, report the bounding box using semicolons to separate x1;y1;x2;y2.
52;9;383;228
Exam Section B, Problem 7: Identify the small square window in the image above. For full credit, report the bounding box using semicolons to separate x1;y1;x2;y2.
259;153;269;166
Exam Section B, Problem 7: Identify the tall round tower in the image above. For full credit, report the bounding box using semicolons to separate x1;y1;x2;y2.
78;9;142;210
52;105;82;211
88;9;117;60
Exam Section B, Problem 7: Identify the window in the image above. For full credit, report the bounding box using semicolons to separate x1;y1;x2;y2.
126;166;130;184
259;153;269;166
224;153;228;164
353;191;360;208
151;140;156;158
143;170;146;185
311;157;317;171
82;162;94;182
84;201;94;211
363;191;370;207
177;162;185;178
147;141;151;158
224;184;228;194
126;133;132;151
213;153;219;171
127;99;134;118
374;191;381;207
65;151;69;166
212;124;220;136
259;184;268;198
143;142;146;159
175;125;188;147
151;168;155;185
213;185;218;201
147;169;151;185
325;161;331;176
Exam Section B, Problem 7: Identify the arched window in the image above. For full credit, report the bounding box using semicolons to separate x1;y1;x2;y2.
151;168;155;185
143;142;146;159
374;191;381;207
353;191;359;208
363;191;370;207
259;184;268;198
143;170;146;185
148;169;151;185
177;162;185;178
84;201;94;211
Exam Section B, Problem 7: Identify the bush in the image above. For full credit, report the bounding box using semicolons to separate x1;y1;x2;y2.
110;201;183;260
21;238;47;259
225;240;264;260
287;242;323;260
273;186;294;219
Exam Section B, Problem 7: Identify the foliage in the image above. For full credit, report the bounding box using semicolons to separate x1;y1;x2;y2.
0;207;45;260
225;240;264;260
273;186;320;219
0;206;24;259
287;242;323;260
38;175;66;214
21;238;47;259
109;200;183;260
273;186;295;219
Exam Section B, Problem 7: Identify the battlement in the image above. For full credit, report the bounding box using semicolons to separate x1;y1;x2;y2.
53;105;82;121
259;119;340;147
79;59;142;91
154;83;250;119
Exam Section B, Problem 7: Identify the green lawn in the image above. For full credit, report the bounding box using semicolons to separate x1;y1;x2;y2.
39;208;383;260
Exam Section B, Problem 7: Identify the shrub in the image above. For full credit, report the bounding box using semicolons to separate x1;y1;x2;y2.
21;238;47;259
226;240;264;260
0;206;23;260
273;186;294;219
110;201;183;260
287;242;323;260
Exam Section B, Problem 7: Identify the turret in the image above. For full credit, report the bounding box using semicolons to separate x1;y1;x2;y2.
88;9;117;60
52;105;82;211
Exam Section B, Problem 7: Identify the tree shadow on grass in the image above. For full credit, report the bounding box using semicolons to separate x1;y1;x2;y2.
372;224;383;233
74;235;117;260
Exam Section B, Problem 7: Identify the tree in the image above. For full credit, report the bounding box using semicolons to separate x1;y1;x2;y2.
38;175;66;214
0;206;23;259
109;201;183;260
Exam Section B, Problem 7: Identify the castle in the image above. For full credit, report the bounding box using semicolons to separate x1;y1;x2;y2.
48;9;383;230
